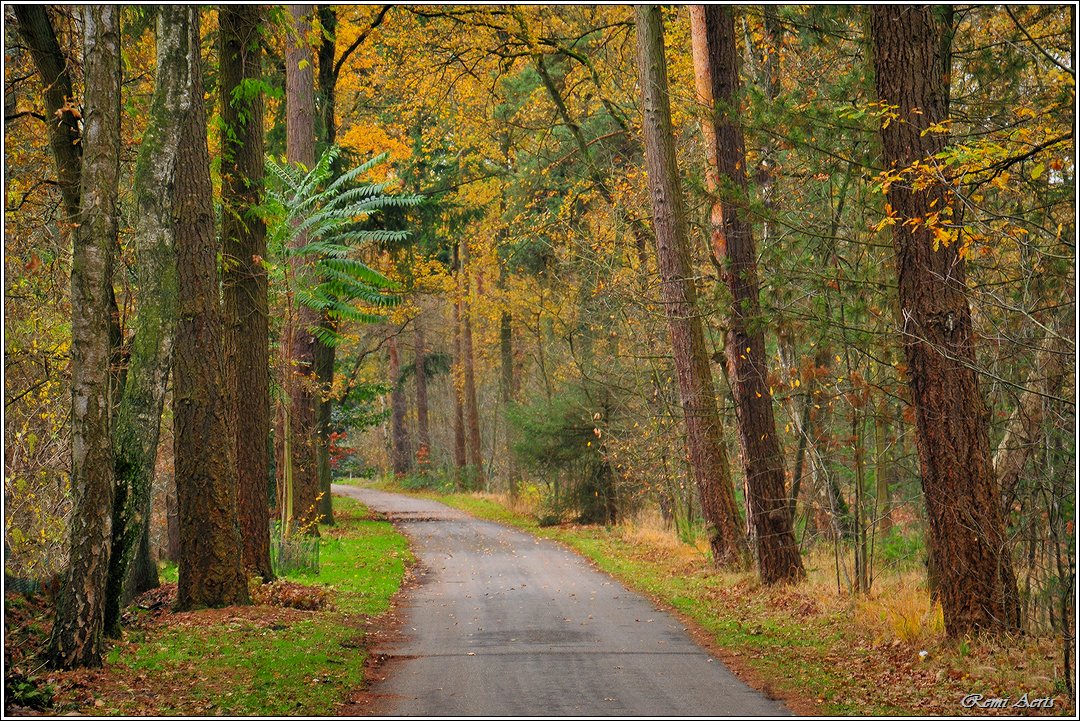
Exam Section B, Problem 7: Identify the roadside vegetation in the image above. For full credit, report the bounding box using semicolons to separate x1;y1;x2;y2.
369;476;1073;717
3;497;409;716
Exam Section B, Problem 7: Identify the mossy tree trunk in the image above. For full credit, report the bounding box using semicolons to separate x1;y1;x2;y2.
104;6;191;635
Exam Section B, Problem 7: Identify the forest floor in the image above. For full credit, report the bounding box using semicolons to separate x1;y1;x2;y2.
2;496;411;716
364;478;1074;717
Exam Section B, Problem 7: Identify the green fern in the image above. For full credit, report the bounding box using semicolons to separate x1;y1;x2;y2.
264;147;419;346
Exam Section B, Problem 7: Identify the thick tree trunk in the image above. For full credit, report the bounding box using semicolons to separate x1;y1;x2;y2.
46;5;121;669
414;313;431;470
105;7;191;634
635;5;748;568
460;239;484;489
221;4;274;577
388;334;411;476
871;5;1019;635
283;4;322;533
689;5;804;585
174;7;249;611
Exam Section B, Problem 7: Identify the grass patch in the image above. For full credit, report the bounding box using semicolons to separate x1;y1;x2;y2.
386;483;1072;717
34;495;410;716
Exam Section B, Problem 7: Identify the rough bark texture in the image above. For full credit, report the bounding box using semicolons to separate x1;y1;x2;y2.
388;334;412;476
871;5;1019;635
221;3;274;578
104;6;190;635
283;4;322;532
414;313;431;469
690;5;804;585
173;7;250;611
46;5;120;670
635;5;747;568
460;239;484;488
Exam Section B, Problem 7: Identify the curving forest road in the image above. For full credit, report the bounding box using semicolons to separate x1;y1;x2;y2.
333;484;789;717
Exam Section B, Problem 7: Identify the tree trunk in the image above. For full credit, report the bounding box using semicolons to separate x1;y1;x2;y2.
13;5;125;416
635;5;748;568
47;5;121;669
173;6;249;611
414;313;431;470
499;309;518;496
871;5;1019;635
284;4;322;533
105;7;191;634
314;4;339;526
12;6;81;220
388;333;411;476
690;5;804;585
317;5;338;148
452;298;467;483
996;323;1071;509
221;4;274;577
460;239;484;489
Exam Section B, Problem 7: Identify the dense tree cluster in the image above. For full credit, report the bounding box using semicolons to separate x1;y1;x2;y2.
3;5;1073;668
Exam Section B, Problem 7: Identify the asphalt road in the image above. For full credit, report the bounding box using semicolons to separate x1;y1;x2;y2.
332;484;789;717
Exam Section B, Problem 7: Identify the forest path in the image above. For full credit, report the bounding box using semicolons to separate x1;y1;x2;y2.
332;483;789;716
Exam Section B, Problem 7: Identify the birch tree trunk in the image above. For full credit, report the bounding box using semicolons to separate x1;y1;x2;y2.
47;4;120;669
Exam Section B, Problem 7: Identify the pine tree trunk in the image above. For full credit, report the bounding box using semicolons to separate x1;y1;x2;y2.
47;5;120;669
452;299;467;483
460;239;484;488
414;314;431;470
499;309;518;496
221;4;274;576
173;7;249;611
284;4;321;533
388;334;411;476
104;7;191;634
689;5;803;584
635;5;747;568
871;5;1019;635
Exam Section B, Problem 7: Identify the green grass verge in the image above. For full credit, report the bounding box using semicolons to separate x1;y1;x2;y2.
381;489;1059;717
99;496;410;716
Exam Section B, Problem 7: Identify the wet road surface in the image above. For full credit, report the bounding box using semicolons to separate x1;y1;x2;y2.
332;484;789;717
